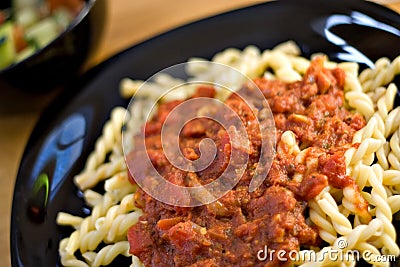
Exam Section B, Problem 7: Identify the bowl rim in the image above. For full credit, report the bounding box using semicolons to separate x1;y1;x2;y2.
0;0;98;75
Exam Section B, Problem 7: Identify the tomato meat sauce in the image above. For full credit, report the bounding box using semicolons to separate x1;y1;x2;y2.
127;57;369;266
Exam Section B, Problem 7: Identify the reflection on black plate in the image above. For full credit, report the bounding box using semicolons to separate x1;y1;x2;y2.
10;0;400;266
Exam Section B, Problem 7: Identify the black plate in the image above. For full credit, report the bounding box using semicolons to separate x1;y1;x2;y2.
10;0;400;266
0;0;107;91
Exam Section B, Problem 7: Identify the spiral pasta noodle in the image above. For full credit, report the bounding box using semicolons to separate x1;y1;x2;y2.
388;127;400;171
57;41;400;266
360;56;400;93
314;56;400;266
308;198;337;244
277;130;300;156
83;107;126;172
82;241;131;267
57;104;144;266
74;157;127;191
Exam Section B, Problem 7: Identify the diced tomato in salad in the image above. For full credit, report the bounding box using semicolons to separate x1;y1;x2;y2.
0;11;6;25
47;0;85;15
0;0;85;70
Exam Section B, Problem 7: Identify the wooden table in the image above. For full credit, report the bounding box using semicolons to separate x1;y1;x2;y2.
0;0;399;266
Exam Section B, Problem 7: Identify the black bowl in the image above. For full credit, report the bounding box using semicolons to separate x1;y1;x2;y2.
0;0;106;91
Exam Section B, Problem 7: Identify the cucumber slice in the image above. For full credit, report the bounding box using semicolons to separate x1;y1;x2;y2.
0;22;16;69
15;6;40;28
53;8;73;30
16;45;35;62
25;17;58;48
